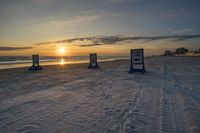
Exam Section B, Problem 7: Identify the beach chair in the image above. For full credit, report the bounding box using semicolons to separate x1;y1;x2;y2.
29;54;43;70
129;49;145;73
88;53;99;68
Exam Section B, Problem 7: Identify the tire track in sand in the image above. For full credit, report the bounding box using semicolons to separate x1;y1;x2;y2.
162;62;190;133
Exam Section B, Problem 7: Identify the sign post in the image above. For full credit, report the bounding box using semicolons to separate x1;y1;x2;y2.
29;54;43;70
88;53;99;68
129;49;145;73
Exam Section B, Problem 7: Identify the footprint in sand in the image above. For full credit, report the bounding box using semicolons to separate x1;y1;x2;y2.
123;120;136;133
16;123;40;133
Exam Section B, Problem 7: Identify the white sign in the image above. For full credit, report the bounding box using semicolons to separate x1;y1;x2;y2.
129;48;145;73
131;49;143;64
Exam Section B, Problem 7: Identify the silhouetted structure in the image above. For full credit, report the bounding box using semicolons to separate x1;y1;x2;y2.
88;53;99;68
176;47;188;55
29;55;43;70
186;49;200;56
129;49;145;73
164;50;172;56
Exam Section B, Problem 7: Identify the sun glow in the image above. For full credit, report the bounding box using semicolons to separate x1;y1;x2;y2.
57;47;66;55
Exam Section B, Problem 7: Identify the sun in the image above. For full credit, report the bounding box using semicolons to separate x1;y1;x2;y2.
57;47;66;55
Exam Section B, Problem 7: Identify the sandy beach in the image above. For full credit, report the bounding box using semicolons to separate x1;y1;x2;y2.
0;56;200;133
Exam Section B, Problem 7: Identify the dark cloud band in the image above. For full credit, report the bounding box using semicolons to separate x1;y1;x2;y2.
0;46;33;51
33;34;200;47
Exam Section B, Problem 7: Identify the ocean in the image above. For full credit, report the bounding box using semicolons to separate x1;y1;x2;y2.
0;56;128;69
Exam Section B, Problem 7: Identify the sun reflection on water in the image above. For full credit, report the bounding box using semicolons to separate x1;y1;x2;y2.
60;58;65;65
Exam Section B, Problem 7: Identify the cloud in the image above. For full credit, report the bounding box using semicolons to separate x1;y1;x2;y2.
29;0;57;4
164;8;192;18
0;46;33;51
32;15;100;32
168;28;194;34
100;0;141;4
104;0;127;4
34;10;121;31
33;34;200;47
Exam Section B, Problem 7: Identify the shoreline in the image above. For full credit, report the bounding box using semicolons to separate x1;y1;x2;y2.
0;57;129;70
1;55;200;70
0;58;129;71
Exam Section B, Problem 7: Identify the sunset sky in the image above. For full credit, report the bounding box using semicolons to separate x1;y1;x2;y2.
0;0;200;56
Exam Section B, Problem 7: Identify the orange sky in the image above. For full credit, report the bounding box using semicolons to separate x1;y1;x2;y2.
0;41;181;57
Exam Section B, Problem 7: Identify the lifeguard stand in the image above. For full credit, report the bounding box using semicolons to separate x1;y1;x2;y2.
129;49;145;73
29;54;43;70
88;53;99;68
